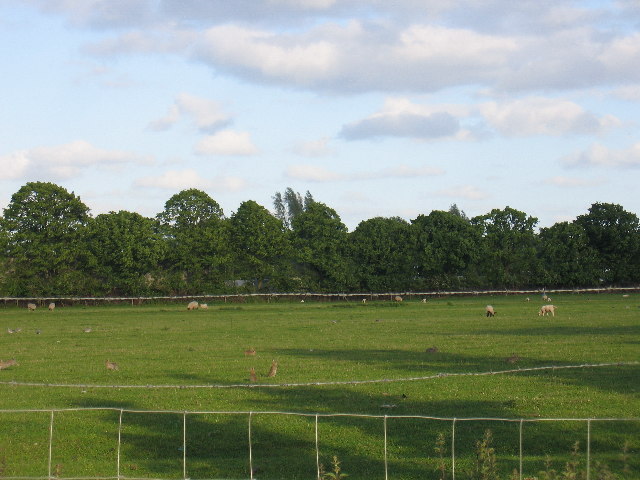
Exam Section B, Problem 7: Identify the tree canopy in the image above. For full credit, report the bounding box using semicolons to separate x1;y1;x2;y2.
0;182;638;295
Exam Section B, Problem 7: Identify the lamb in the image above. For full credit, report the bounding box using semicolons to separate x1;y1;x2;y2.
362;299;367;304
394;296;403;302
538;304;556;316
200;303;208;310
187;301;199;310
48;303;55;311
27;303;36;311
485;305;495;317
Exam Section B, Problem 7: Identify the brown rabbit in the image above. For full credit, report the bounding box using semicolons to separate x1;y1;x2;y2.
106;360;119;371
249;367;258;382
267;360;278;378
244;348;256;356
0;359;17;370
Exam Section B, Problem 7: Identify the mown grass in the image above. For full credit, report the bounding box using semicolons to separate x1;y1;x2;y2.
0;293;638;479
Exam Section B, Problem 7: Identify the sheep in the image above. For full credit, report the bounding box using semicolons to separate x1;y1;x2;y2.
200;303;208;310
422;298;427;303
48;302;55;311
485;305;495;317
362;298;367;304
27;303;36;311
394;296;403;302
187;301;199;311
538;304;556;316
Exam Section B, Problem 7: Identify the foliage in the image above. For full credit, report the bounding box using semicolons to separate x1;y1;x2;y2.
0;181;639;295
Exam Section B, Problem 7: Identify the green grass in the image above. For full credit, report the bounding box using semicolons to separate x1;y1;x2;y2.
0;293;638;479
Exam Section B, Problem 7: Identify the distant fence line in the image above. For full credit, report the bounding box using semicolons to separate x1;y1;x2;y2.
0;407;637;480
1;286;638;306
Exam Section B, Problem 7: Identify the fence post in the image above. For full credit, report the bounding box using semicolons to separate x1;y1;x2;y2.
48;410;54;479
248;412;254;480
587;419;591;480
117;409;123;479
451;418;457;480
519;419;523;480
183;412;187;479
315;415;320;480
383;415;389;480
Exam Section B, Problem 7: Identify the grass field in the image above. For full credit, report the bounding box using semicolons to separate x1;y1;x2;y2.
0;293;638;479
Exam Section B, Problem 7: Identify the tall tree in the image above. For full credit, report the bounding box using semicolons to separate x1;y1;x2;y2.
228;200;291;291
472;207;540;288
156;189;229;293
1;182;90;295
350;217;415;291
86;211;165;295
538;221;600;287
576;202;640;284
412;210;483;289
272;187;314;229
290;201;352;291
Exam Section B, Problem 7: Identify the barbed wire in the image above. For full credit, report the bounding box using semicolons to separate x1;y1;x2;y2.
0;361;636;390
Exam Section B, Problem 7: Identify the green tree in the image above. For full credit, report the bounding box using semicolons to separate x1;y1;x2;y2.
228;200;291;291
350;217;415;291
412;210;483;289
576;202;640;284
272;187;314;229
290;201;353;291
472;206;540;288
1;182;90;295
538;221;600;287
156;189;230;293
86;211;165;295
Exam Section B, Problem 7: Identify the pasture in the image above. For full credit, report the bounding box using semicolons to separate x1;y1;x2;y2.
0;293;638;479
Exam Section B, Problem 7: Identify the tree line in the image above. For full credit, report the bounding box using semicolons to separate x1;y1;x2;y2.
1;182;638;296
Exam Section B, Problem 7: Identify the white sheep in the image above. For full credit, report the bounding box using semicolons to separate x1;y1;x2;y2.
362;298;367;304
538;304;556;316
485;305;495;317
48;303;55;311
200;303;208;310
27;303;36;311
394;296;403;302
187;301;199;311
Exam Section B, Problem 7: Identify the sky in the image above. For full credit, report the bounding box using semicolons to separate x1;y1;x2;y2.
1;0;640;230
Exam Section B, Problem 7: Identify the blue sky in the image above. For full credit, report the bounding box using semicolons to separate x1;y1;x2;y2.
2;0;640;229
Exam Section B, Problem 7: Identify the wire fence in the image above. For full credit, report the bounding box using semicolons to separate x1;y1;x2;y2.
0;408;637;480
0;286;638;307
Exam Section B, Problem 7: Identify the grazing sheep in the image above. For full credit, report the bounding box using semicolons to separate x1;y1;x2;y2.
27;303;36;311
394;296;403;302
485;305;495;317
542;294;549;302
187;301;199;311
200;303;208;310
105;360;119;371
48;302;55;311
0;359;17;370
538;304;556;316
267;360;278;378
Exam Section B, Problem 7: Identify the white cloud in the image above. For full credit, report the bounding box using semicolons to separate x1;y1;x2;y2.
435;185;489;200
195;130;258;156
286;164;343;182
291;137;334;157
135;169;248;191
544;176;605;187
480;97;620;137
562;143;640;169
286;163;443;182
0;140;151;180
149;93;230;132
